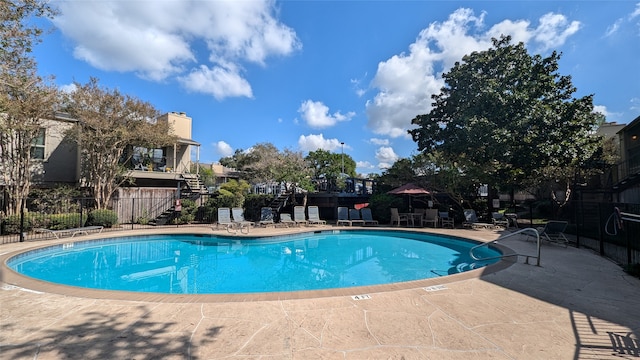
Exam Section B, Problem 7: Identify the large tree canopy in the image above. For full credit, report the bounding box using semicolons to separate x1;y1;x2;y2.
65;78;174;209
409;36;602;201
0;0;59;215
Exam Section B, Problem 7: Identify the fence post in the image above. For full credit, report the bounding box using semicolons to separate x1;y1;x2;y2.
131;198;135;230
79;199;83;228
19;197;25;242
597;203;604;256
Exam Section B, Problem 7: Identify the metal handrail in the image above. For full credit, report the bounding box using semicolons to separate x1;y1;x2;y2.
470;227;541;266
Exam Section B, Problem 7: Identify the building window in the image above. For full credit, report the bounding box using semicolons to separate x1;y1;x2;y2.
30;128;45;160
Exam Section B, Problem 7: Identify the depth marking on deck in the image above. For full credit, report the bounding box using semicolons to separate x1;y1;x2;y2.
351;294;372;300
424;285;448;292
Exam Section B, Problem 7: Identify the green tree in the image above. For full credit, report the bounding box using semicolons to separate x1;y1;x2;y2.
0;0;59;215
305;149;355;191
65;78;175;209
409;36;602;205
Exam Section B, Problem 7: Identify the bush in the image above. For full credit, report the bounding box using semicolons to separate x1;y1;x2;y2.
87;209;119;228
368;194;404;224
47;213;88;230
2;214;33;234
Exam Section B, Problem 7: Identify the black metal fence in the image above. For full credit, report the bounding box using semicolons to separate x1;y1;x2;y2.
572;200;640;266
0;196;218;244
2;196;639;267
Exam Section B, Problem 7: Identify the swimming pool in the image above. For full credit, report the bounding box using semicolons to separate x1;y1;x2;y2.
7;230;502;295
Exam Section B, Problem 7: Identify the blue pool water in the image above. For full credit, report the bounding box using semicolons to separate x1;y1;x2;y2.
8;230;501;294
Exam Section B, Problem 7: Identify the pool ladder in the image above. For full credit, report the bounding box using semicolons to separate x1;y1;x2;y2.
469;228;541;266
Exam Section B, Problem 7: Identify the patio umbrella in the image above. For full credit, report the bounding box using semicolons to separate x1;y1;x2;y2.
387;183;431;212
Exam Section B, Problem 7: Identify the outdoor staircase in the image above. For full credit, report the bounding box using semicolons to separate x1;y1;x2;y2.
269;191;291;214
181;174;208;200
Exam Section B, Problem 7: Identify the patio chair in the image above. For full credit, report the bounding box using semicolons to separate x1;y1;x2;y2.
422;209;439;228
337;206;352;226
360;208;379;226
462;209;492;229
307;206;326;225
538;220;569;247
231;207;254;233
258;207;275;227
439;211;454;228
492;212;509;228
293;206;309;226
215;207;237;233
390;208;409;227
348;209;366;226
279;213;297;227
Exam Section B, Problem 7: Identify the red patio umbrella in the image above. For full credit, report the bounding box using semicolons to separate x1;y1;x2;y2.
387;183;431;211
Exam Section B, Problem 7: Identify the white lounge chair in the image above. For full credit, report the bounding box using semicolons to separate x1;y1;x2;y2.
215;207;237;233
307;206;326;225
279;213;297;227
462;209;492;229
231;207;254;233
293;206;309;226
492;212;509;228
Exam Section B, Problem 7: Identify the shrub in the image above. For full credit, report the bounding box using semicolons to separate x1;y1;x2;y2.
48;213;88;230
87;209;119;228
368;194;404;224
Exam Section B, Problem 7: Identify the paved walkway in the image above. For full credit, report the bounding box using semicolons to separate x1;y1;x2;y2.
1;226;639;359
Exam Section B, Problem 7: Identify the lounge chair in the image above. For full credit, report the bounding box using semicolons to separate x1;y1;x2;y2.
293;206;309;226
462;209;492;229
279;213;297;227
36;225;103;239
231;207;254;233
422;209;439;228
439;211;454;228
215;207;237;233
258;207;275;227
390;208;409;226
360;208;379;226
348;209;366;226
492;212;509;228
538;220;569;247
307;206;326;225
337;207;352;226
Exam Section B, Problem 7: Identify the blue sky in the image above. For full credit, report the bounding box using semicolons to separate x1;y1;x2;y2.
34;1;640;175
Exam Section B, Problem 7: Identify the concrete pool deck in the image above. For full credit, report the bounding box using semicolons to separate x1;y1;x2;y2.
1;226;639;359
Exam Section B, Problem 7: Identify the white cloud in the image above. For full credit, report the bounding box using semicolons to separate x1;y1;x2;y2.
179;64;253;100
366;8;582;139
54;0;300;97
298;134;344;152
532;13;581;51
632;2;640;19
356;161;375;171
369;138;390;146
59;83;77;93
604;19;623;37
215;141;234;157
376;146;399;170
298;100;355;129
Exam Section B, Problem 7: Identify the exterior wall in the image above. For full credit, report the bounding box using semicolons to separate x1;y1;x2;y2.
158;111;192;139
38;117;80;185
157;112;197;173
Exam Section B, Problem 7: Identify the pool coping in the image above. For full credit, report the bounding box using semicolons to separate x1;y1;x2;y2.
0;226;517;303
